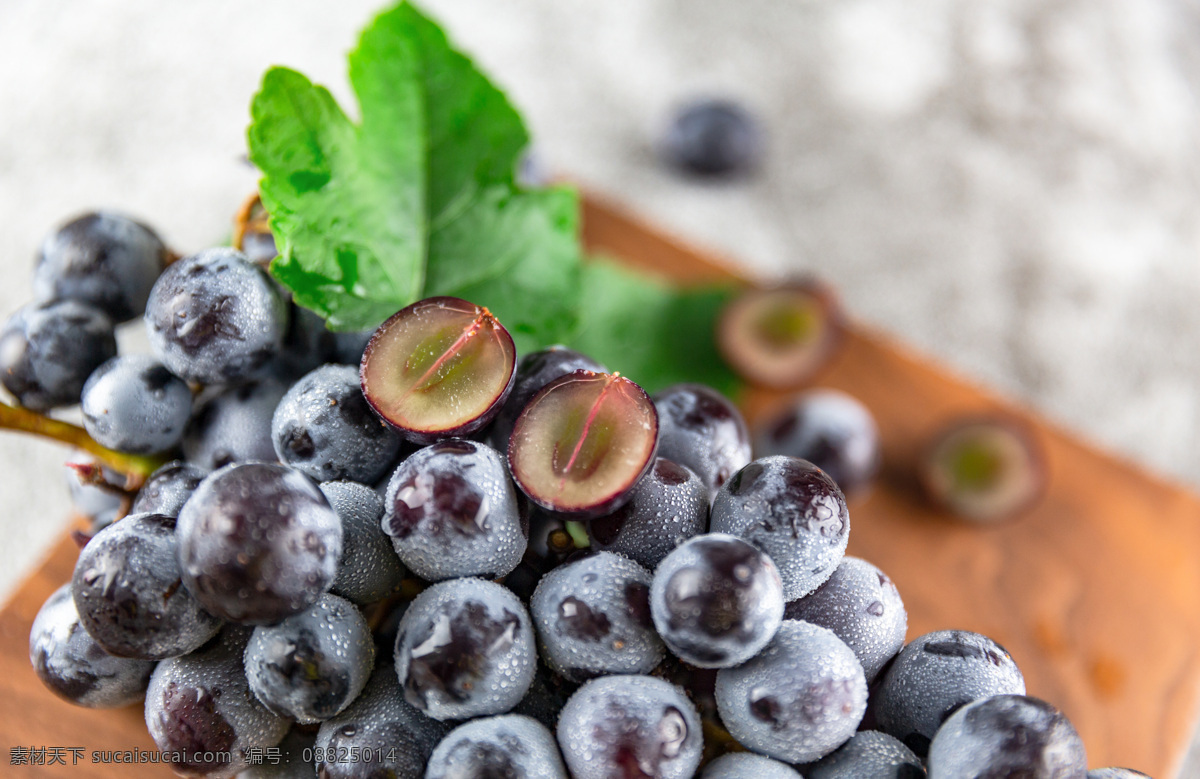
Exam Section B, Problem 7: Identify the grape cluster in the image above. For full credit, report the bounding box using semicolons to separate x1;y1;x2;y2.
12;211;1144;778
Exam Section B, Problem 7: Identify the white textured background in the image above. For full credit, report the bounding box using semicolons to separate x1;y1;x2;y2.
2;0;1200;773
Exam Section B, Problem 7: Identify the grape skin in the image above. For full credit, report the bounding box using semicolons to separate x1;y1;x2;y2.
586;457;709;572
176;463;343;625
710;456;850;601
81;354;192;454
556;674;703;779
316;662;450;779
183;379;288;470
784;556;907;683
29;584;154;708
650;533;784;668
803;730;926;779
393;577;536;721
0;300;117;411
72;512;222;660
873;630;1026;757
715;620;868;764
131;460;208;517
271;364;402;484
754;388;881;497
653;383;752;501
33;211;167;323
927;694;1086;778
531;551;664;682
145;627;289;779
487;345;607;452
425;714;569;779
244;593;374;724
701;752;803;779
145;247;289;385
319;480;405;605
382;439;525;582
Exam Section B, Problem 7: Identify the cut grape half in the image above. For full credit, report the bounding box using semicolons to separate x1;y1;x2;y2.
920;415;1046;522
361;296;516;444
717;282;843;389
508;370;658;518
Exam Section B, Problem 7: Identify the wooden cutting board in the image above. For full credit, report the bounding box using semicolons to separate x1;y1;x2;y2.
1;195;1198;777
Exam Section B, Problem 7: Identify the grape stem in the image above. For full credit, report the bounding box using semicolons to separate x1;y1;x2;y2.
0;402;165;490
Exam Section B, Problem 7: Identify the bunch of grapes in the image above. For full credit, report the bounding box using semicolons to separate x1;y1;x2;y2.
11;210;1146;778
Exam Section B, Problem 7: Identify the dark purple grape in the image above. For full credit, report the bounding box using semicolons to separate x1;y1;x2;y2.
131;460;207;517
715;620;867;764
650;532;784;668
653;383;751;501
315;663;449;779
29;584;154;707
873;630;1026;757
145;247;289;385
361;296;516;443
426;714;568;779
33;211;167;322
0;300;116;411
784;556;907;682
182;379;288;470
176;463;343;624
509;370;658;518
320;480;404;605
717;282;844;389
271;364;402;484
755;388;881;497
920;416;1046;522
803;730;926;778
244;593;374;723
556;674;702;779
927;695;1086;778
662;99;762;177
145;627;289;778
710;456;850;600
72;512;222;659
81;355;193;454
702;753;804;778
530;551;663;682
394;577;536;721
585;457;709;571
382;439;525;581
488;345;607;452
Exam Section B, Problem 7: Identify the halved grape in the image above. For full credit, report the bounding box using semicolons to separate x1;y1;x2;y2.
361;297;516;444
488;345;607;452
920;415;1045;522
717;282;843;389
508;370;658;518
